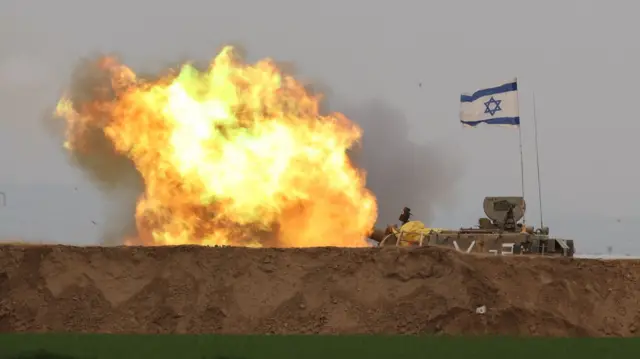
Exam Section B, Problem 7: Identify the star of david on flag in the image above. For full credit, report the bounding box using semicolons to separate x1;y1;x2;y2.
459;78;520;127
484;97;502;116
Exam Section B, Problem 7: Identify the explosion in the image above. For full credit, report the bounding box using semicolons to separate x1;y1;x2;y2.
54;46;377;247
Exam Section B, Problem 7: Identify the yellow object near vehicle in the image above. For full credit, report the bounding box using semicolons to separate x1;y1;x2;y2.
391;221;443;246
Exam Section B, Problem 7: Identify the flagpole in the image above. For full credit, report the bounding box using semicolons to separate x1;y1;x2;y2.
533;92;544;229
515;78;526;228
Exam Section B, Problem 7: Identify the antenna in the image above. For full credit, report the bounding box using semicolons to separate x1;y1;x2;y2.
533;92;544;228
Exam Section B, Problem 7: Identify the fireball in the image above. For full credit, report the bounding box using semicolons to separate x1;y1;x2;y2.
54;46;377;247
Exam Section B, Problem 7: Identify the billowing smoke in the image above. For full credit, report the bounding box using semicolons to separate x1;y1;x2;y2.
48;56;143;245
342;100;463;227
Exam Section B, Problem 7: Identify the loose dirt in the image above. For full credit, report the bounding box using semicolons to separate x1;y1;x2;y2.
1;244;639;336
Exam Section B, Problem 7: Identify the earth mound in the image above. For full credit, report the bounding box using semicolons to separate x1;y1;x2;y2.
1;244;639;336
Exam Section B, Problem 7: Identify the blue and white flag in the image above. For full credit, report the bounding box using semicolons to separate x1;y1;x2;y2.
459;79;520;127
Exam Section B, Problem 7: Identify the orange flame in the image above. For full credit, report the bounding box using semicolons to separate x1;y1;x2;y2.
54;46;377;247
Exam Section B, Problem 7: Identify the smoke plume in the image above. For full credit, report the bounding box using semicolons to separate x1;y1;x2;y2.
50;56;143;245
341;99;463;227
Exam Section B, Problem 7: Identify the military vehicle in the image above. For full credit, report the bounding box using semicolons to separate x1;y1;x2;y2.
368;196;575;257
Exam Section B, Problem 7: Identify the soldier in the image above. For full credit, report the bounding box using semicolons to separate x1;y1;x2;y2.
504;206;516;232
399;207;412;225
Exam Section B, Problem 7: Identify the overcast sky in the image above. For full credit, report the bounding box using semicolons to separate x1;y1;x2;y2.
1;0;639;254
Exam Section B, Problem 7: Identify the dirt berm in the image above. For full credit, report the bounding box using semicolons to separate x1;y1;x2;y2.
1;244;640;336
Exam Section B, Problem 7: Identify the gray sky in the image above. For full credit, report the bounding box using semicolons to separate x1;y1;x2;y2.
1;0;638;254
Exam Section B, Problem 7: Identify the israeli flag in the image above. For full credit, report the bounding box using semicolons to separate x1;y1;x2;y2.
459;79;520;127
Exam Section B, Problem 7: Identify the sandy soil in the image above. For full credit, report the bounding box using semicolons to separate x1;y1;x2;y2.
1;244;639;336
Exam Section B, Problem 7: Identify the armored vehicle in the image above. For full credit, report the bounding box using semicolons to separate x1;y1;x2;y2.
368;196;575;257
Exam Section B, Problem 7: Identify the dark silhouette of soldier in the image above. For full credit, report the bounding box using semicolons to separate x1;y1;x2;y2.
399;207;412;225
504;206;516;232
